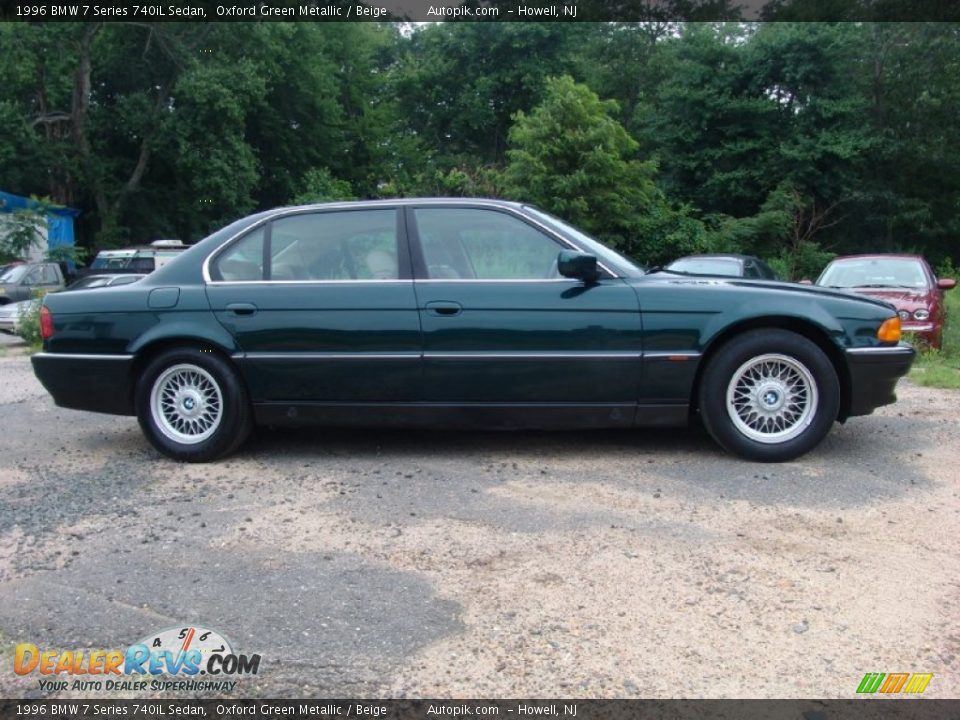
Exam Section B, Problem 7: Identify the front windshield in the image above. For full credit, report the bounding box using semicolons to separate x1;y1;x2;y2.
0;265;28;283
818;258;927;289
522;206;645;278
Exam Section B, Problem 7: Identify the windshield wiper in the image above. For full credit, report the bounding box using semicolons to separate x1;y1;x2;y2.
849;283;917;289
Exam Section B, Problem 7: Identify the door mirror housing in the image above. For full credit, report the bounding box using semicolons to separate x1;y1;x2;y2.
557;250;599;282
938;277;957;291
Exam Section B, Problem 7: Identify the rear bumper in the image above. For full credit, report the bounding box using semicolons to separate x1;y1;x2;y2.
844;344;915;418
31;352;136;416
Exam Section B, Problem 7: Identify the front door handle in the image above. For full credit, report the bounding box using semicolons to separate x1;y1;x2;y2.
425;301;462;317
225;302;258;316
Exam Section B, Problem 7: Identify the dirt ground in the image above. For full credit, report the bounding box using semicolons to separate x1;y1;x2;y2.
0;348;957;699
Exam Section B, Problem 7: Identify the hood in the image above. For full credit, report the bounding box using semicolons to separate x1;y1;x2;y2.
831;287;931;309
636;272;897;311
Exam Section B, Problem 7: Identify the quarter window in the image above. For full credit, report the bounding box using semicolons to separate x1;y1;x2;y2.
211;226;266;282
414;208;563;280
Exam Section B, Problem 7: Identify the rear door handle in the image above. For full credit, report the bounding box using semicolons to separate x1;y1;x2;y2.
225;302;258;316
425;301;463;316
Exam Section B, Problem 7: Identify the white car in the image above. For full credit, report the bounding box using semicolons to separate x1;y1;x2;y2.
0;298;34;334
0;273;145;334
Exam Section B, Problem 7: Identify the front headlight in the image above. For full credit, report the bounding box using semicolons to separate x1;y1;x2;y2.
898;310;910;321
913;309;930;321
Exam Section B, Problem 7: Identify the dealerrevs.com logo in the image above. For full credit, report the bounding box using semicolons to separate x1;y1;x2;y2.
13;626;261;693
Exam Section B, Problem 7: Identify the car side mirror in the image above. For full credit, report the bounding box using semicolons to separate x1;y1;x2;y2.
557;250;599;282
938;278;957;290
799;279;814;285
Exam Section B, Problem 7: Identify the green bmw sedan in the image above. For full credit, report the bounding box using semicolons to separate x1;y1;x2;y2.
32;199;914;463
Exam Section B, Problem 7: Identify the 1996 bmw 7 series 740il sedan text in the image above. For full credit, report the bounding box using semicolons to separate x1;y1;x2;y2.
31;199;914;463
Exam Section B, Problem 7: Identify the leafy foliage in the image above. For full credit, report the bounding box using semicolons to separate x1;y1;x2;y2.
15;297;43;348
0;21;958;273
0;207;47;262
503;75;706;264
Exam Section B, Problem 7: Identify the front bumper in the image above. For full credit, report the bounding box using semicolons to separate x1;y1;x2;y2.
844;343;915;418
31;352;136;416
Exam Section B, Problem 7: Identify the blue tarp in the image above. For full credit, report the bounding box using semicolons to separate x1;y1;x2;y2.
0;191;80;253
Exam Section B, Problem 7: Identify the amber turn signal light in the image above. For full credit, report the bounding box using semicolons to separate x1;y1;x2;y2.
877;316;901;343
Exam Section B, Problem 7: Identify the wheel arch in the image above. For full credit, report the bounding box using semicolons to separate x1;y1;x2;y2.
691;316;852;422
128;337;244;409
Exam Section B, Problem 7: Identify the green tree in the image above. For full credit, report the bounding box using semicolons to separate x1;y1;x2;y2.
292;168;355;204
395;23;576;168
504;75;704;263
0;207;47;262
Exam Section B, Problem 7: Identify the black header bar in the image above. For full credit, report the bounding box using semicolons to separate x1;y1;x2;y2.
2;700;960;720
1;0;959;22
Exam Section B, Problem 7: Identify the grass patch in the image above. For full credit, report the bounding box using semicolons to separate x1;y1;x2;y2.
909;284;960;389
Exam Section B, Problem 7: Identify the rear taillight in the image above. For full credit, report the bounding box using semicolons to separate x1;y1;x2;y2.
39;306;54;340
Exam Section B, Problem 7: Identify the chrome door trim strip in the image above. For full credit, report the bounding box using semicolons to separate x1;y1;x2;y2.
845;345;915;356
33;352;134;361
643;351;703;359
424;351;643;360
235;352;421;361
235;351;646;361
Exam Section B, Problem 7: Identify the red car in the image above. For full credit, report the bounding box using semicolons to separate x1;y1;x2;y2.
816;254;956;348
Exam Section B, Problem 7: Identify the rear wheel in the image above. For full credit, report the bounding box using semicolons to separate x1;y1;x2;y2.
135;347;252;462
698;330;839;462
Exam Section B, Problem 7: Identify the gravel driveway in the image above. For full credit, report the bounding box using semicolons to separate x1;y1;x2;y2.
0;350;957;699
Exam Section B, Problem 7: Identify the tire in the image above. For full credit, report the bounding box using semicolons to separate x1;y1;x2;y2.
698;329;839;462
135;347;253;462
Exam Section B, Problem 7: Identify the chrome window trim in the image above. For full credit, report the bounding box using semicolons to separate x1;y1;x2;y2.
209;279;413;287
202;205;403;285
201;201;621;285
33;352;133;361
413;278;584;285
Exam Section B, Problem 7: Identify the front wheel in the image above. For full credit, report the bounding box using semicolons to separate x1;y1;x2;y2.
698;330;839;462
135;347;252;462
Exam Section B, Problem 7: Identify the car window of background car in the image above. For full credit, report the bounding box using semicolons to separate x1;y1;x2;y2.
0;266;28;283
41;265;59;284
415;208;561;280
819;259;927;288
669;258;741;276
128;257;156;273
757;260;778;280
269;210;397;281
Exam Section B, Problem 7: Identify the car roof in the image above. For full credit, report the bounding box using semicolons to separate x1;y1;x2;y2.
278;198;525;213
670;254;758;262
830;254;925;261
